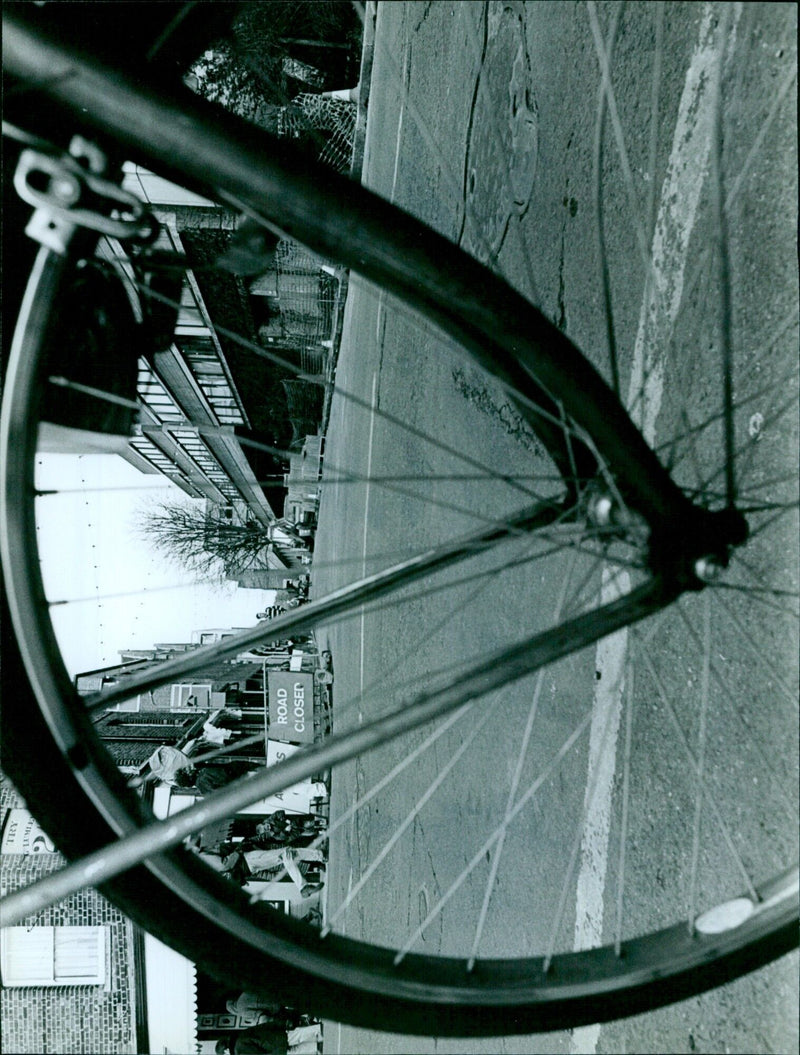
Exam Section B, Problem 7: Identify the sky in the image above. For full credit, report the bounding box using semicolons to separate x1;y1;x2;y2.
25;167;269;680
34;452;275;678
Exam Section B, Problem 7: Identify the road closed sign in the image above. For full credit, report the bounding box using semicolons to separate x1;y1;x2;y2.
268;671;314;743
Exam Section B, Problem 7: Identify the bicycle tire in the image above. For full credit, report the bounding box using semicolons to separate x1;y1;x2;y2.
2;2;797;1037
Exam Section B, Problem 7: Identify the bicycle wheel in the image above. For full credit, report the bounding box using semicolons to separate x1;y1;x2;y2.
1;1;797;1040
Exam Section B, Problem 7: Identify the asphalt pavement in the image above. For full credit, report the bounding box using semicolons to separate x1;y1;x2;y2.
312;4;798;1053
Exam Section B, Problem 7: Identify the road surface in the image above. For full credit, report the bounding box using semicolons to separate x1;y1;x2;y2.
312;3;798;1052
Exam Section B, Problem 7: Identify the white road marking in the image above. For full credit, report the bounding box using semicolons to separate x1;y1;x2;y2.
570;7;733;1051
389;22;410;201
357;24;408;722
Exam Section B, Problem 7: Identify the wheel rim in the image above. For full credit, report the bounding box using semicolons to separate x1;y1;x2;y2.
1;1;797;1037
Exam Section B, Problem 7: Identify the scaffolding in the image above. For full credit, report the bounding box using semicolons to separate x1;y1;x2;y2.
278;92;357;173
252;240;339;376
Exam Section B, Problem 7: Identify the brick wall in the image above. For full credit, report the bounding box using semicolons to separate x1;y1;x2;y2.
0;776;138;1054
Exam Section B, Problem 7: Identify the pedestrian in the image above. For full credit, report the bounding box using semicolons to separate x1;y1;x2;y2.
214;1023;286;1055
255;810;316;846
146;745;259;796
172;758;258;795
224;845;324;896
225;991;302;1028
146;745;193;785
215;1022;319;1054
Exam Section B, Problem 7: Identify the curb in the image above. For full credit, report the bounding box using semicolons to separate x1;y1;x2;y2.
350;0;376;183
319;2;377;436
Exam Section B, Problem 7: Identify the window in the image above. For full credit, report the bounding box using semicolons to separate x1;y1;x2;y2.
107;715;185;727
170;683;212;710
109;695;142;713
1;926;107;986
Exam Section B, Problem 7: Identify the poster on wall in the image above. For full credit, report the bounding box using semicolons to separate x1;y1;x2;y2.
1;809;57;853
267;671;314;743
238;781;328;815
267;739;301;766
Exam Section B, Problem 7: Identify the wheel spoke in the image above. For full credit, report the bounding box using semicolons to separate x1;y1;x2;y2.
709;4;736;507
676;600;797;818
591;2;623;396
710;588;799;709
724;60;798;212
322;702;493;937
687;593;711;931
614;656;635;956
466;549;580;969
1;0;796;1031
586;2;651;276
139;271;561;506
636;634;759;903
393;705;596;966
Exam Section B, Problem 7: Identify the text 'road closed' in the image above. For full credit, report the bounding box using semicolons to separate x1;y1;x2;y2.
268;671;314;743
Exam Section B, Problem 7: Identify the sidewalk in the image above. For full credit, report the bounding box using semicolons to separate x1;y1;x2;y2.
349;0;376;183
319;0;377;437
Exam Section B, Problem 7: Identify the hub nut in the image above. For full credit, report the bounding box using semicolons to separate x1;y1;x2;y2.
694;554;724;583
590;494;615;527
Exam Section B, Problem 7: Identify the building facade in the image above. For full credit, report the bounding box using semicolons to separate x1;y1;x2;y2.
284;434;323;529
113;172;314;570
0;777;141;1055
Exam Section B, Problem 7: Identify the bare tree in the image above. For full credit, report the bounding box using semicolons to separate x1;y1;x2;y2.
139;500;272;581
